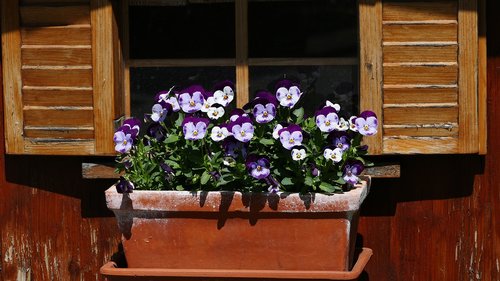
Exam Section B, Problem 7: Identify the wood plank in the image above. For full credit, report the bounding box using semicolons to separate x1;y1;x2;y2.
383;1;457;22
384;65;457;85
23;140;95;154
22;68;92;87
24;126;94;139
23;88;93;107
383;124;458;137
478;0;487;154
20;5;90;27
22;47;92;66
235;0;249;108
1;0;25;154
248;57;358;66
129;59;235;67
92;0;117;154
384;87;457;104
383;45;457;63
359;0;383;155
384;106;458;125
458;0;478;153
23;108;94;127
383;24;457;42
21;0;89;3
21;26;91;45
383;137;458;154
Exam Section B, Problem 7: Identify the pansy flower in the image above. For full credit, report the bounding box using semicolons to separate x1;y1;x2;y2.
229;108;248;122
348;116;358;132
156;89;180;112
343;161;364;186
265;176;280;193
113;130;133;153
315;106;339;133
116;176;134;193
355;111;378;136
178;85;206;113
228;116;254;143
200;92;217;113
328;131;351;152
246;155;271;180
278;124;303;150
146;122;167;142
151;100;172;122
223;136;247;158
121;118;141;140
291;148;306;161
182;116;210;140
325;100;341;112
244;91;278;124
207;107;225;120
210;125;230;142
324;147;343;163
337;117;349;131
275;80;302;108
213;80;235;107
272;123;283;139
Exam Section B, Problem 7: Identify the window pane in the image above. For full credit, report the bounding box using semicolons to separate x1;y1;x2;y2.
129;2;235;59
248;0;358;58
130;67;236;117
249;66;358;117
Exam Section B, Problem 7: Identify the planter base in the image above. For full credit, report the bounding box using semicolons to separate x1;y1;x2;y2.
100;247;372;281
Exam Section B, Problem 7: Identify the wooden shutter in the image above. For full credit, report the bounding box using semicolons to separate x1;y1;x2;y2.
1;0;123;155
360;0;485;154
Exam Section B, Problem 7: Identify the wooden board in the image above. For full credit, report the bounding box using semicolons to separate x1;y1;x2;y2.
20;5;90;26
21;26;91;45
22;47;92;66
383;1;457;22
384;87;458;104
383;125;458;137
22;68;93;87
384;65;458;85
383;137;458;154
23;108;94;127
384;107;458;125
24;126;94;139
383;45;457;63
383;24;457;43
23;88;93;107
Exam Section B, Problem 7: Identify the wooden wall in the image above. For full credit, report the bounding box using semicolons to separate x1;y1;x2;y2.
1;2;499;281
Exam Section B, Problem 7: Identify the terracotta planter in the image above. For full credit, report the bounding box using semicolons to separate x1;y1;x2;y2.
105;177;370;275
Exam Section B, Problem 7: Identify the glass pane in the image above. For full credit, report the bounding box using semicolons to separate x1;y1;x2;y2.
130;67;236;117
129;2;235;59
249;66;358;117
248;0;358;58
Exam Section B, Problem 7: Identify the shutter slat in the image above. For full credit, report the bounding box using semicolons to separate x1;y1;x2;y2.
383;2;457;21
22;46;91;66
20;5;90;26
24;126;94;139
23;108;94;127
384;65;458;85
21;26;91;45
384;87;458;104
384;107;458;125
383;45;457;63
383;137;458;154
23;88;93;107
22;68;92;87
383;24;457;42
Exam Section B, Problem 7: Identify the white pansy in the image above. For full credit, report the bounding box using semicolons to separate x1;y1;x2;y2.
272;124;283;139
291;148;306;161
210;126;230;142
326;100;341;112
207;107;225;120
214;86;234;106
348;116;358;132
201;96;216;113
337;117;349;131
323;148;343;163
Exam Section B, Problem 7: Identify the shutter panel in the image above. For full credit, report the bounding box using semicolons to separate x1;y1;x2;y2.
360;0;484;154
1;0;123;155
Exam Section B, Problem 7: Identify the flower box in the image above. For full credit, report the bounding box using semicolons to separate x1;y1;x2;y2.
104;177;370;274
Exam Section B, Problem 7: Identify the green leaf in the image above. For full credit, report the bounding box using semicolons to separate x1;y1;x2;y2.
319;182;336;193
281;177;294;186
292;107;305;122
164;134;179;144
304;176;314;187
200;171;211;185
259;138;275;146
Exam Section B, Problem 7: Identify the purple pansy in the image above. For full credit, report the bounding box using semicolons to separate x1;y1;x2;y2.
315;106;339;133
343;161;364;186
328;131;351;152
113;130;133;153
116;177;134;193
349;116;358;132
213;80;235;107
223;136;247;158
228;116;254;143
275;80;302;108
355;111;378;136
278;124;303;150
151;100;172;122
146;123;167;142
120;118;141;140
229;108;248;122
249;91;278;124
156;89;180;112
178;85;206;113
182;116;210;140
265;175;280;193
273;123;284;139
246;155;271;180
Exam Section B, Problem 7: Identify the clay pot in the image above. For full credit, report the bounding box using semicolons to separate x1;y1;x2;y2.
104;177;370;276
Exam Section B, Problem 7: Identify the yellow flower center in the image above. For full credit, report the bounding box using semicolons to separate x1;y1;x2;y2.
289;138;295;144
296;153;302;158
240;131;246;137
263;111;268;117
331;154;337;160
286;94;292;100
337;143;343;148
190;100;195;106
212;111;218;116
223;95;229;100
123;140;127;145
364;124;369;131
205;103;210;108
257;165;262;171
217;132;223;137
325;121;331;126
193;130;198;136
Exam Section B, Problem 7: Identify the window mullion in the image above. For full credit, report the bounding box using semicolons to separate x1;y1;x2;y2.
235;0;249;107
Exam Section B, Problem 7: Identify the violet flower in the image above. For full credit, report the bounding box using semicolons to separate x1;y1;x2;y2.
200;92;216;113
355;111;378;136
343;161;364;186
146;123;167;141
223;136;247;158
291;148;306;161
315;106;339;133
151;100;172;122
228;116;254;143
328;131;351;152
113;130;132;153
182;116;210;140
229;108;248;122
325;100;341;112
246;155;271;180
121;118;141;140
323;147;343;163
252;91;278;124
213;80;235;107
275;80;302;108
116;177;134;193
210;126;230;142
266;175;280;193
349;116;358;132
278;124;303;150
178;85;206;113
156;89;180;112
337;118;349;131
272;123;284;139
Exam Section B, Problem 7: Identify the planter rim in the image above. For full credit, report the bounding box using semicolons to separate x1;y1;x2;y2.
105;176;370;213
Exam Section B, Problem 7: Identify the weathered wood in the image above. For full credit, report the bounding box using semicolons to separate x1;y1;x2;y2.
21;0;89;3
23;88;93;107
383;124;458;137
22;46;92;66
23;140;95;154
359;0;383;155
384;106;458;125
458;0;479;153
384;87;458;104
383;1;457;22
22;68;93;87
21;26;91;45
383;24;457;43
383;45;457;63
383;137;458;154
20;5;90;26
129;58;235;67
24;126;94;139
478;0;487;154
235;0;248;108
384;65;458;85
23;108;94;127
248;57;358;66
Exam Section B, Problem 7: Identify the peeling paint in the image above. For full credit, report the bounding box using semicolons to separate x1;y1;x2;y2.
4;245;13;263
496;258;499;273
16;267;31;281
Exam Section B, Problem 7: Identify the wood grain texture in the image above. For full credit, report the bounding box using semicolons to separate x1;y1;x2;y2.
384;87;458;104
384;106;458;125
2;0;25;154
383;24;457;43
23;108;94;127
22;68;92;87
458;0;478;153
383;1;457;22
383;124;458;137
384;65;458;85
383;137;458;154
359;0;383;155
21;0;89;3
23;88;93;107
235;0;249;108
478;0;487;154
383;45;457;63
20;5;90;26
22;46;92;66
21;26;91;45
24;126;94;139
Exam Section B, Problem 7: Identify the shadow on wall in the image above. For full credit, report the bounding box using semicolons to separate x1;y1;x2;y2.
4;155;117;218
362;154;484;217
